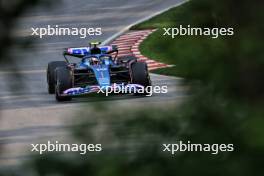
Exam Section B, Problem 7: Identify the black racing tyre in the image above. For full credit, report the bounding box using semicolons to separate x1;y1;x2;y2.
47;61;67;94
55;67;72;102
131;62;151;95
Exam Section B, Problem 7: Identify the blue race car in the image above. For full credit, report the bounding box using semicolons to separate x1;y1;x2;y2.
47;42;151;101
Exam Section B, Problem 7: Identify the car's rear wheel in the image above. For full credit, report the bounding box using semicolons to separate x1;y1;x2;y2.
131;62;151;95
47;61;67;94
55;67;72;102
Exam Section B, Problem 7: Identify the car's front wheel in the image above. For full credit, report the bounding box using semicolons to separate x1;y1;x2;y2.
47;61;67;94
55;67;72;102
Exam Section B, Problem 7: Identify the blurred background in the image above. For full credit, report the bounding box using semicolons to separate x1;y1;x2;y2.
0;0;263;175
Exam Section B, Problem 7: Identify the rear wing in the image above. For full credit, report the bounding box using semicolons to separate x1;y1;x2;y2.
63;45;117;57
63;45;118;63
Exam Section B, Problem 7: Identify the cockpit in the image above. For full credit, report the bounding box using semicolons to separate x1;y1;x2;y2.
82;55;112;66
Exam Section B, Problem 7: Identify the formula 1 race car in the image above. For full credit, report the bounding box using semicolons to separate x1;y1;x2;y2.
47;42;151;101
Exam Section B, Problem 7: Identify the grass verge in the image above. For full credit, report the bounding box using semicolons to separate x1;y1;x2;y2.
131;1;192;76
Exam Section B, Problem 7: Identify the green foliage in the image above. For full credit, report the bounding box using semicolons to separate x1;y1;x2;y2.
23;102;264;176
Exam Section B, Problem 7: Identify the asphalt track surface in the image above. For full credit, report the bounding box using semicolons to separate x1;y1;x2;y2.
0;0;186;167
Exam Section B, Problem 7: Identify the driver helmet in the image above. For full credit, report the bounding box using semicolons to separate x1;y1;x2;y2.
90;57;100;65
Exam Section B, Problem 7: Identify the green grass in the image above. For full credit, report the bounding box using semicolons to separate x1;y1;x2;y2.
131;1;223;76
131;1;193;76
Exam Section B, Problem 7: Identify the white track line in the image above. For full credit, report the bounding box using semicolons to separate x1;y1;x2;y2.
102;0;187;45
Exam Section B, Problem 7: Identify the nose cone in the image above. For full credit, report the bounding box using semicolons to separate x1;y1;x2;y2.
92;65;110;87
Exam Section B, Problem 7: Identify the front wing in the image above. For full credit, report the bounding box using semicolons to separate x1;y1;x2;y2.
60;84;145;97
